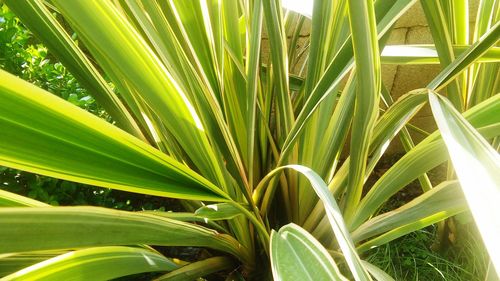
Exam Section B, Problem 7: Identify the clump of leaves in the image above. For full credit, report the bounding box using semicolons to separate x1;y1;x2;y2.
0;0;499;280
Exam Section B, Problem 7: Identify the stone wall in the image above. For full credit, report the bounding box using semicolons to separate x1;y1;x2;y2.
382;1;478;151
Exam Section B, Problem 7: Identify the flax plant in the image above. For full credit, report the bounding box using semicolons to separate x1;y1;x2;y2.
0;0;499;280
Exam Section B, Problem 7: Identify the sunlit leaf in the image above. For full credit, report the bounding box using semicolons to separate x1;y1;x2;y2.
1;246;178;281
429;92;500;276
0;70;229;202
0;207;251;265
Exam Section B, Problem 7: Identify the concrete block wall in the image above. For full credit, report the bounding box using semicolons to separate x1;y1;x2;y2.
383;1;478;151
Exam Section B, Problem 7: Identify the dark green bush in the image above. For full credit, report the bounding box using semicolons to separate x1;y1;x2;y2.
0;5;101;115
0;5;167;211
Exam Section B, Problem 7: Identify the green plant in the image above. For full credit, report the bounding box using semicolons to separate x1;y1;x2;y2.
0;0;499;280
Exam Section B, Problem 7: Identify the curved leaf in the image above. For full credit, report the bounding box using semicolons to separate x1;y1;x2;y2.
352;181;466;244
429;92;500;276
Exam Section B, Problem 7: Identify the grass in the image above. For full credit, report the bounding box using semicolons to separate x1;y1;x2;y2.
365;218;489;280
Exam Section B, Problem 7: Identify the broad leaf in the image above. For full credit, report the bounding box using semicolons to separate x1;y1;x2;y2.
0;70;228;202
270;223;347;281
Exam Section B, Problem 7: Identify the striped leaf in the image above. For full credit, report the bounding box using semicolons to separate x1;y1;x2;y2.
1;246;178;281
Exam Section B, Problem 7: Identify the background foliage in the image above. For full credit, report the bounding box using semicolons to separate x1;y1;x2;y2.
0;6;167;211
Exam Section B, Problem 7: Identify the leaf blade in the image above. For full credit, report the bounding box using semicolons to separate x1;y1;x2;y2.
0;70;228;202
2;246;178;281
429;92;500;276
343;0;381;220
0;206;251;264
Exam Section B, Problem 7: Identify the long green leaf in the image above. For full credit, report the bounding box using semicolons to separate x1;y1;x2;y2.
343;0;381;219
352;181;465;243
381;45;500;64
0;251;65;277
353;181;468;253
245;0;263;189
421;0;463;109
429;92;500;277
0;190;48;207
304;0;346;95
0;70;228;202
1;246;178;281
262;0;294;141
0;207;251;265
